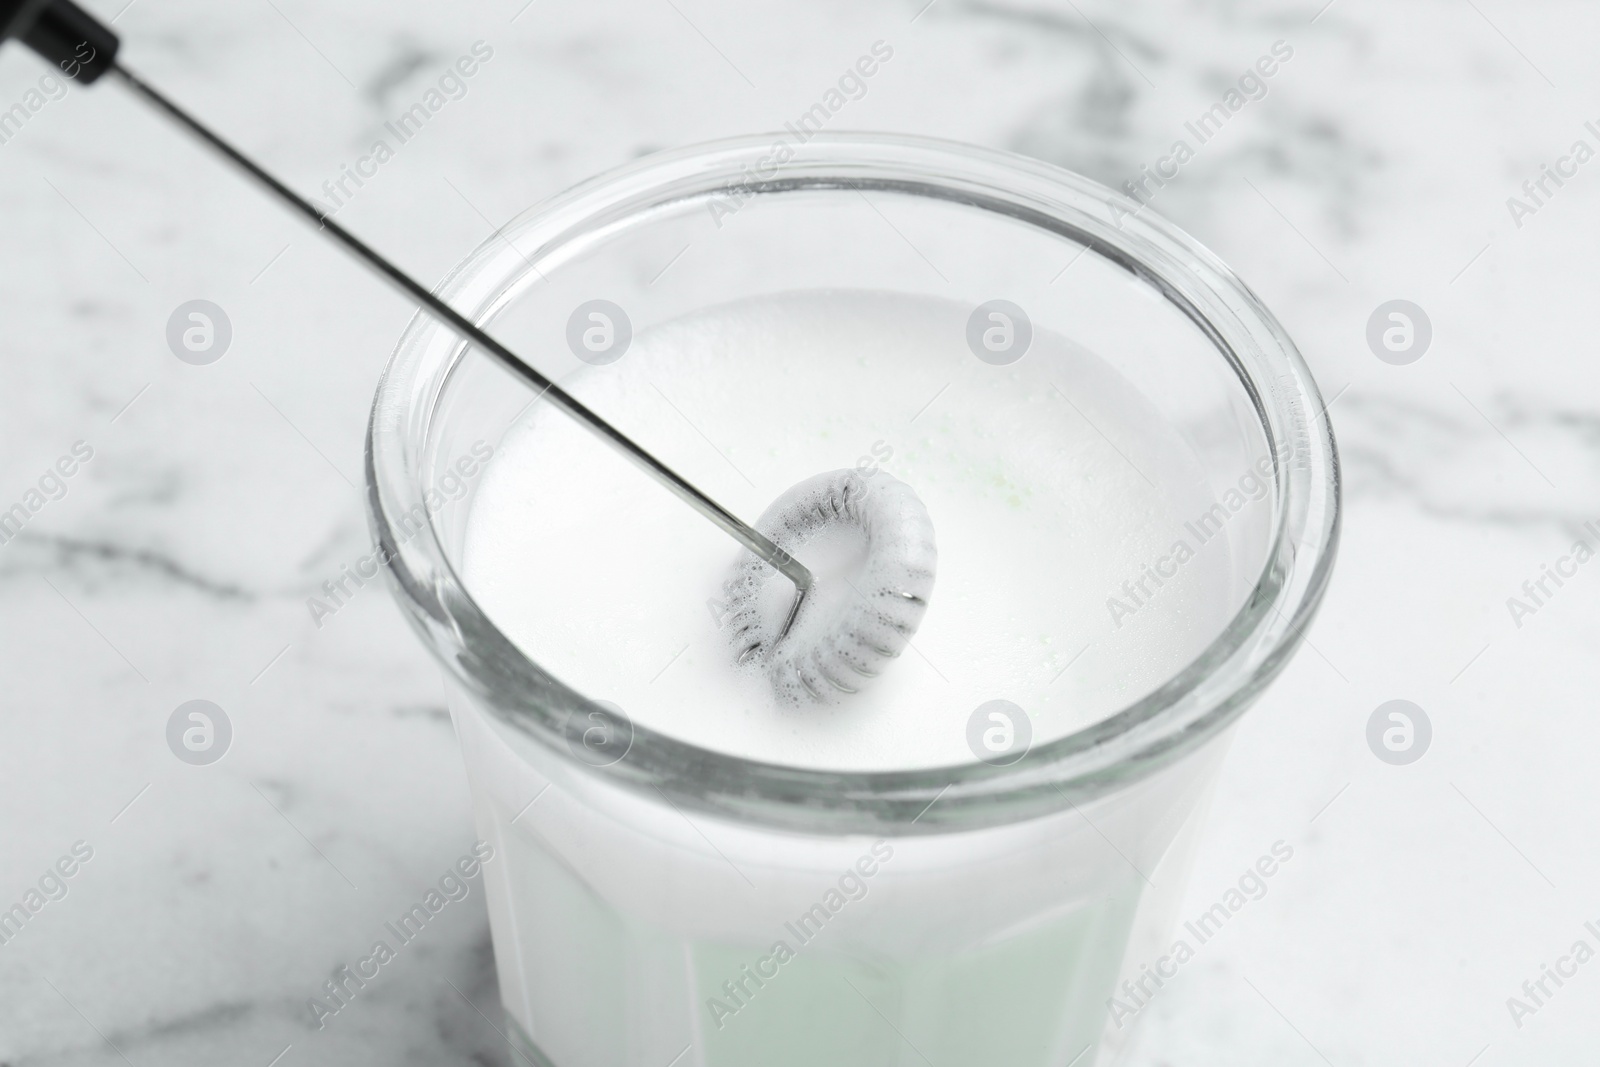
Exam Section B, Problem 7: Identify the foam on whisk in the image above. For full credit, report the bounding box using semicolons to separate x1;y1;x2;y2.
720;469;937;704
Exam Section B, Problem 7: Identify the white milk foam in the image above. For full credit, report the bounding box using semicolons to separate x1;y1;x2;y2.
463;290;1235;771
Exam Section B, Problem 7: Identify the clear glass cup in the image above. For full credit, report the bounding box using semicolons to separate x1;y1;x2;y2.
366;134;1339;1066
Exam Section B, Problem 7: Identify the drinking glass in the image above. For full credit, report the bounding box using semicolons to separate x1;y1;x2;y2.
365;133;1340;1066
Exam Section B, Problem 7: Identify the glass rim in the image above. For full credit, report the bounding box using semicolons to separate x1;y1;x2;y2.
365;131;1342;835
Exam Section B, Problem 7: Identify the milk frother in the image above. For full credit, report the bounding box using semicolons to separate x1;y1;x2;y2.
0;0;816;617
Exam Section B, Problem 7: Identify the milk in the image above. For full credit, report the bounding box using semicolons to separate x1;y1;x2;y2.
450;288;1245;1066
463;289;1233;770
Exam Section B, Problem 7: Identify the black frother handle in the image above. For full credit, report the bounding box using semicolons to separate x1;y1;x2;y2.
1;0;118;83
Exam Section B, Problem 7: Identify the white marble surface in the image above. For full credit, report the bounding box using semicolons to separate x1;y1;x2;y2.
2;0;1598;1063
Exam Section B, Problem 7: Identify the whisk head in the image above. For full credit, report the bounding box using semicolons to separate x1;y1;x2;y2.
721;469;937;704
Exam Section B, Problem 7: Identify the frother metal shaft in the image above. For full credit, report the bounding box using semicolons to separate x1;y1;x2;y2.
105;60;813;603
